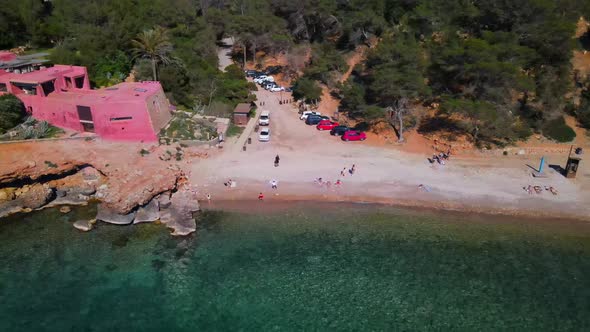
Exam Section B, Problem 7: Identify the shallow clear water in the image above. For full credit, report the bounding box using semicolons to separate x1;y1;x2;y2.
1;202;590;331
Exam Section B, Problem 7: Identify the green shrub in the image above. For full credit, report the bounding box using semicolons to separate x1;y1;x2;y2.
140;149;150;156
292;77;322;103
205;101;233;118
543;117;576;142
0;94;26;134
511;119;533;140
226;123;244;137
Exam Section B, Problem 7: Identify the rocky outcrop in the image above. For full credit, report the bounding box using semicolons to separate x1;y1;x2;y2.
159;189;199;236
100;166;180;214
0;184;54;218
133;199;160;224
0;140;186;217
96;203;136;225
0;140;204;236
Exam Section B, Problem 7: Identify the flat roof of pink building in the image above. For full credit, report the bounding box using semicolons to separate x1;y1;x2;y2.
47;81;163;104
1;65;86;84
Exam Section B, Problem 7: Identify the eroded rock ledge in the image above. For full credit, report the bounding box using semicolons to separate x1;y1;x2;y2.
0;140;204;235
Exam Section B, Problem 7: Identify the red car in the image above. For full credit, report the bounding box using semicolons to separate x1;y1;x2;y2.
341;130;366;141
316;120;339;131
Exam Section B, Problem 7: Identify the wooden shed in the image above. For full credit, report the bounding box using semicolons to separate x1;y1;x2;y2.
233;103;251;126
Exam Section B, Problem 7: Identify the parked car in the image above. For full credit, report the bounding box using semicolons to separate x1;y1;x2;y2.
330;125;350;136
245;70;258;77
254;76;273;84
341;130;366;141
264;66;282;75
284;86;293;92
300;111;321;120
259;111;270;126
259;128;270;141
316;120;339;131
305;115;329;125
270;86;285;92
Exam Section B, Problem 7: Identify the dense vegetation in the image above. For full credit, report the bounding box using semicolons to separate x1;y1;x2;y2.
1;0;590;145
0;94;26;134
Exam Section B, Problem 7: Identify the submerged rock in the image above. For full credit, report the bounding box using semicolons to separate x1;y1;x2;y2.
134;199;160;224
59;206;72;214
96;204;136;225
73;219;95;232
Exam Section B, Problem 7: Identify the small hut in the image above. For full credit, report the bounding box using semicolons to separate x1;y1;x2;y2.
233;103;251;126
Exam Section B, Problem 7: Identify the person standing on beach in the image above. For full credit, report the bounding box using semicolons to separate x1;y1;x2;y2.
274;155;280;167
206;193;211;201
258;192;264;200
349;164;356;175
341;168;346;177
271;180;278;189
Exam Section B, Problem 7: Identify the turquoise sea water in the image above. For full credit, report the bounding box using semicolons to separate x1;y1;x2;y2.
1;202;590;331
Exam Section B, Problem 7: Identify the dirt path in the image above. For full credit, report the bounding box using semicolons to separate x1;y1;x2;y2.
317;46;369;116
217;37;234;72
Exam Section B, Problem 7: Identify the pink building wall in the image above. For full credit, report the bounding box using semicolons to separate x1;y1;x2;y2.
0;51;17;62
0;64;172;142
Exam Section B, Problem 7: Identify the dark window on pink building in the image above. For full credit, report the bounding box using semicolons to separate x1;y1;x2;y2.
12;82;37;95
110;116;133;121
41;80;55;96
77;106;93;122
65;77;72;88
0;83;6;92
74;76;84;89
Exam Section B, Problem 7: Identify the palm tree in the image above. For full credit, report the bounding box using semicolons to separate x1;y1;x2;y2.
131;26;173;81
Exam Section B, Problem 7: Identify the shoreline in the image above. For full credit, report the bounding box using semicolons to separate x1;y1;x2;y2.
193;178;590;222
200;194;590;223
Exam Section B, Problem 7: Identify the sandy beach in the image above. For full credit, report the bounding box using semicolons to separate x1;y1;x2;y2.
186;85;590;221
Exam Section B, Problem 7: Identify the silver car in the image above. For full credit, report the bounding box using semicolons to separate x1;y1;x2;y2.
258;128;270;141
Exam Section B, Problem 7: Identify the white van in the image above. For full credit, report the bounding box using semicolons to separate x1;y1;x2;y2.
259;110;270;126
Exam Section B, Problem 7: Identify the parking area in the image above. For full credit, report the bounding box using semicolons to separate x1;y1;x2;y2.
245;86;367;154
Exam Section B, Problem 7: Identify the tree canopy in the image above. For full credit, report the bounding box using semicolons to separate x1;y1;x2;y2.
1;0;589;144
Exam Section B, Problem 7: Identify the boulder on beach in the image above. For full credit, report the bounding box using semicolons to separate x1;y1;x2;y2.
133;199;160;224
73;219;95;232
20;184;54;209
96;204;136;225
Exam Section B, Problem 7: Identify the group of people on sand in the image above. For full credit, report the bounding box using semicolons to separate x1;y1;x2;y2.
314;164;355;189
314;178;342;188
429;152;450;165
523;185;558;196
340;164;356;177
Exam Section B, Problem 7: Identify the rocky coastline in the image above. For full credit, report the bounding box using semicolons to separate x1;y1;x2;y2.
0;140;205;235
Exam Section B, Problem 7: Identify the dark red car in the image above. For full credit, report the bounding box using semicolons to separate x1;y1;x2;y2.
341;130;366;141
316;120;339;131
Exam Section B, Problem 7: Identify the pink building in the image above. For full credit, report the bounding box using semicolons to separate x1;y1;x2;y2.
0;63;172;141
